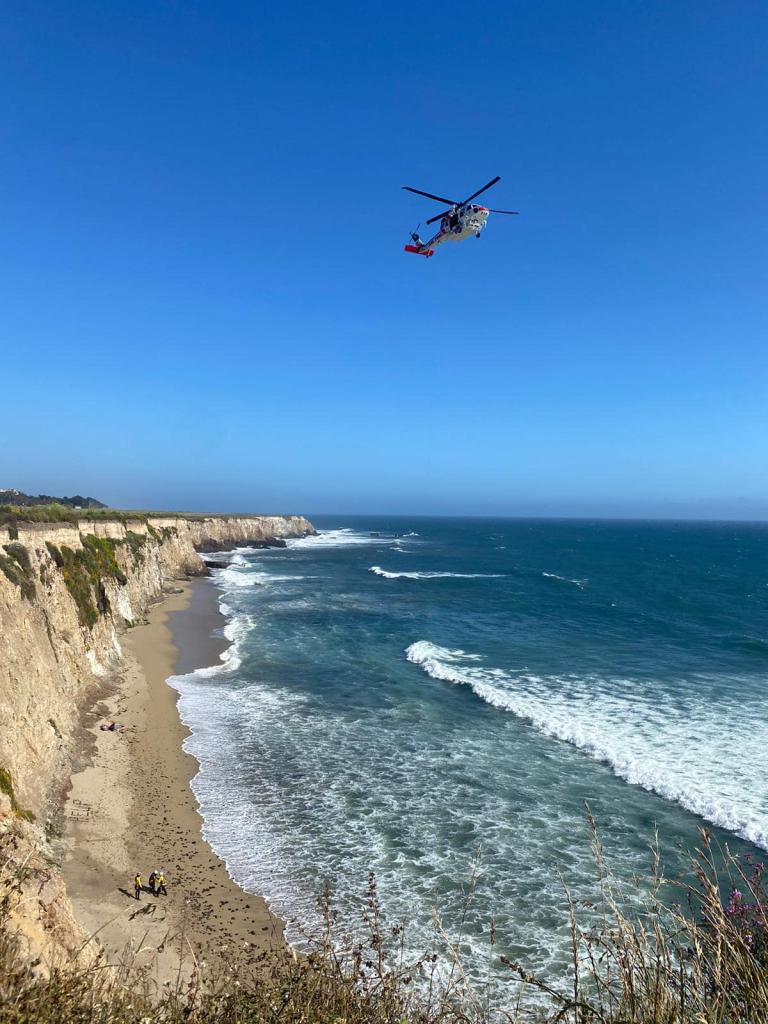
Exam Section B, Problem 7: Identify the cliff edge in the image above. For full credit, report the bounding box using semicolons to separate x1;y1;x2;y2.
0;512;314;969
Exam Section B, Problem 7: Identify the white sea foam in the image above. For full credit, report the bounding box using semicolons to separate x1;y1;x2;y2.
248;572;311;585
209;565;309;589
542;572;588;588
286;528;398;548
405;641;768;851
169;636;596;991
370;566;504;580
201;546;254;564
211;565;261;588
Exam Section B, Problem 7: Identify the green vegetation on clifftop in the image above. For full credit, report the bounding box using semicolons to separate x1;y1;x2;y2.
0;504;145;528
1;504;296;528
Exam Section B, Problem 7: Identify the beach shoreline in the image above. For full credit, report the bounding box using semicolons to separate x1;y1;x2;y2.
61;576;284;990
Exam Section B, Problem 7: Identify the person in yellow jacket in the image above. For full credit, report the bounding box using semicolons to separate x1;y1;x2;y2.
156;870;167;896
133;872;143;900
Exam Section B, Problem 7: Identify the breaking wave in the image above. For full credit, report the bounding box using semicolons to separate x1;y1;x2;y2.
286;528;398;548
207;564;311;589
405;641;768;851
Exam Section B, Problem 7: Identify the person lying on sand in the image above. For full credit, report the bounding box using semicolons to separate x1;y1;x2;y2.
100;721;125;732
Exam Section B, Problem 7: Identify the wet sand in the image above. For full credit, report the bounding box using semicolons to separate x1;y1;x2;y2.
62;577;284;992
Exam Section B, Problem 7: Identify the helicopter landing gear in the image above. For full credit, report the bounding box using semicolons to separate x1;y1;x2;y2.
476;232;481;238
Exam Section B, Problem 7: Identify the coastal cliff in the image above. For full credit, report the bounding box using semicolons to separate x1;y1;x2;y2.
0;513;314;968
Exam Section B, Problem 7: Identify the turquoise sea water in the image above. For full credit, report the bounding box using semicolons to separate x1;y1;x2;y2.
170;517;768;980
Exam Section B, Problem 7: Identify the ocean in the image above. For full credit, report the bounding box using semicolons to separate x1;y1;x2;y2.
169;516;768;982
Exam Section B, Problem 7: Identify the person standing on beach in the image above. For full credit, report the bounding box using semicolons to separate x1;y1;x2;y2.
148;870;157;896
156;870;167;896
134;872;143;900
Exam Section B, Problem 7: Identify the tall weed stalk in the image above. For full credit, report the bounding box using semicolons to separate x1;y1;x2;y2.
2;817;768;1023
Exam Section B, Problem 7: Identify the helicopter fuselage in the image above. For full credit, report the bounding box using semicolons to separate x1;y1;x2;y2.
434;204;490;244
405;205;490;257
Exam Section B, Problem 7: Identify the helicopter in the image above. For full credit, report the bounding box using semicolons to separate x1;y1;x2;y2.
402;175;518;257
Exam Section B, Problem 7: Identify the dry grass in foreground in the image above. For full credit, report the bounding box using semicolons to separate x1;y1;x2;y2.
2;818;767;1024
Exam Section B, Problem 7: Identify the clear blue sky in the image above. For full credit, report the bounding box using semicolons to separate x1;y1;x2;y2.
2;1;766;517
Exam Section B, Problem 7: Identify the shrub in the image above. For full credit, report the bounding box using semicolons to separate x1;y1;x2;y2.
0;554;22;589
3;541;32;574
0;768;35;821
0;544;36;601
147;523;177;544
49;544;99;627
45;536;133;627
122;530;147;561
45;541;64;567
81;534;129;585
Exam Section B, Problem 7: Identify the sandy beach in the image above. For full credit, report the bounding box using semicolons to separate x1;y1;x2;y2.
61;577;284;991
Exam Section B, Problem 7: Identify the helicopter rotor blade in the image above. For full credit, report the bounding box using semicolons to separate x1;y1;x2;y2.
486;208;519;215
461;176;501;205
402;186;459;205
426;209;454;225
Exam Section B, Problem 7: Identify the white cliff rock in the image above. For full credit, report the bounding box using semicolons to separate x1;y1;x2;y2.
0;512;314;967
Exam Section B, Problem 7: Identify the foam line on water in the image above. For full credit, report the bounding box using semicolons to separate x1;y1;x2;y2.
405;641;768;851
370;566;504;580
541;572;588;588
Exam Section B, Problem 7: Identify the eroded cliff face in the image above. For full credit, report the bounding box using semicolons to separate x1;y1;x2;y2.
0;513;314;967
